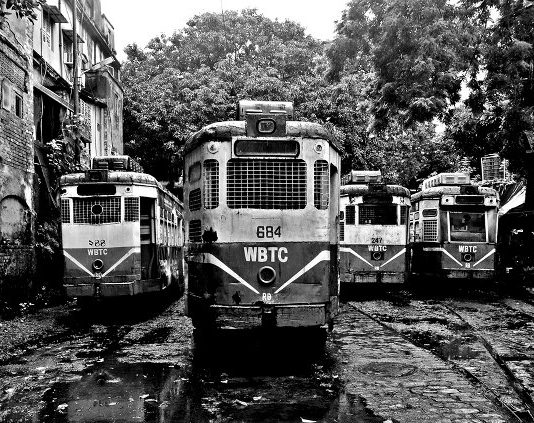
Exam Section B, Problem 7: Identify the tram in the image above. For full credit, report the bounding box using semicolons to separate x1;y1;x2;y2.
339;171;411;284
410;173;499;280
183;100;341;330
60;156;184;299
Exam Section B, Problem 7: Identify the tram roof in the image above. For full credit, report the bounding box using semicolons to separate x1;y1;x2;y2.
411;185;499;201
60;171;182;205
184;120;340;154
340;184;410;197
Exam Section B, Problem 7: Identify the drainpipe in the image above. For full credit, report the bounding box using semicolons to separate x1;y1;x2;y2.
59;0;63;78
526;150;534;211
72;0;79;116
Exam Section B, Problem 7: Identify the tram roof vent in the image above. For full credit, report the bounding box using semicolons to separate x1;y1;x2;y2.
238;100;293;120
422;172;470;190
91;155;143;173
342;170;382;185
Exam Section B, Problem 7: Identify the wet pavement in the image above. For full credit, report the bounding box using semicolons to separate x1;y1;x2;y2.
2;288;534;421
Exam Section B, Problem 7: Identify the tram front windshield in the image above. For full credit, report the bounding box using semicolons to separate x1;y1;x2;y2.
449;212;486;242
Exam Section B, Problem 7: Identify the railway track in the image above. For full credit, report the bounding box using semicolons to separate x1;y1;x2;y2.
348;294;534;422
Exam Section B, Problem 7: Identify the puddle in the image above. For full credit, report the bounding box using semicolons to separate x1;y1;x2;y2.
37;361;205;423
358;361;417;377
439;337;482;360
0;329;383;422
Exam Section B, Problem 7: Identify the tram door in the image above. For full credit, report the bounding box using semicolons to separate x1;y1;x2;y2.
140;197;157;279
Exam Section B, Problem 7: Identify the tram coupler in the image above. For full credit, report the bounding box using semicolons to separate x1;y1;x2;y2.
261;304;277;328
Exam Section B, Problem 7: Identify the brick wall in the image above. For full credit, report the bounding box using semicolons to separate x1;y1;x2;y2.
0;15;36;291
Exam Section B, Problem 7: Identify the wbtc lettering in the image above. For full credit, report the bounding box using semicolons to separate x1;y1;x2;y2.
368;245;387;252
87;248;108;256
458;245;477;253
244;247;288;263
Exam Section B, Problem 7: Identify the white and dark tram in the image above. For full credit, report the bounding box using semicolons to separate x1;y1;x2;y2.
339;171;411;284
183;101;341;329
410;173;499;280
60;156;184;299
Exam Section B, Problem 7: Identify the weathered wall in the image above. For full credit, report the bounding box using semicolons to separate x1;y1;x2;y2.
0;14;35;293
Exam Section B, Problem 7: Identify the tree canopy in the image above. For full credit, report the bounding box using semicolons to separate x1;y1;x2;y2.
0;0;44;21
122;4;533;187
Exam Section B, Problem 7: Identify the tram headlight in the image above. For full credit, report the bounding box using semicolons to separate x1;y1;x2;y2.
258;266;276;285
371;251;384;261
91;204;103;215
93;259;104;271
461;253;474;263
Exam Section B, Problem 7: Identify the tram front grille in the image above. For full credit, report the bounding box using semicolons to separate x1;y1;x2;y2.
227;159;307;209
73;197;121;224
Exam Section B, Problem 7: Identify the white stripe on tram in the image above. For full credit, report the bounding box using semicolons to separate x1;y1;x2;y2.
379;248;406;269
473;249;495;268
274;250;330;294
102;247;141;277
339;247;374;269
189;253;260;294
422;247;463;267
63;250;94;277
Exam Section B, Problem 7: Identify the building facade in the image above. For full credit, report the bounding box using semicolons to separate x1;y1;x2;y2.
33;0;123;168
0;0;123;294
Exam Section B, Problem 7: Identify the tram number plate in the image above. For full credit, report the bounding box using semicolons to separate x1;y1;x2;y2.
256;226;281;239
371;237;383;244
262;293;274;303
88;239;106;247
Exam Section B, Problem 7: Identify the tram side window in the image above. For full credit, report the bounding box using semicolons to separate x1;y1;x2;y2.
314;160;329;210
61;199;70;223
188;162;201;183
359;205;397;225
400;205;408;225
345;205;356;225
203;159;219;209
449;212;486;242
124;197;140;222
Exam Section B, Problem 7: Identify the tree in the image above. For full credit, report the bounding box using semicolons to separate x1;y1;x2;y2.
329;0;478;128
0;0;44;21
458;0;534;176
122;9;325;182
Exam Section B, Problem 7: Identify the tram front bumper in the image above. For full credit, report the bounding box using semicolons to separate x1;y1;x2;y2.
64;278;163;297
209;303;328;329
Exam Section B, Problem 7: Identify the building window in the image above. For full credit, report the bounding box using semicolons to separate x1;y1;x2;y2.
86;0;95;19
42;16;54;50
14;93;23;118
1;79;12;111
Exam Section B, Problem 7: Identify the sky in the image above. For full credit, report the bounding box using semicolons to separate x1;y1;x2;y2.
101;0;350;61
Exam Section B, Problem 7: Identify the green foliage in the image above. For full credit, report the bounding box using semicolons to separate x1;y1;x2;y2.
0;0;44;21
